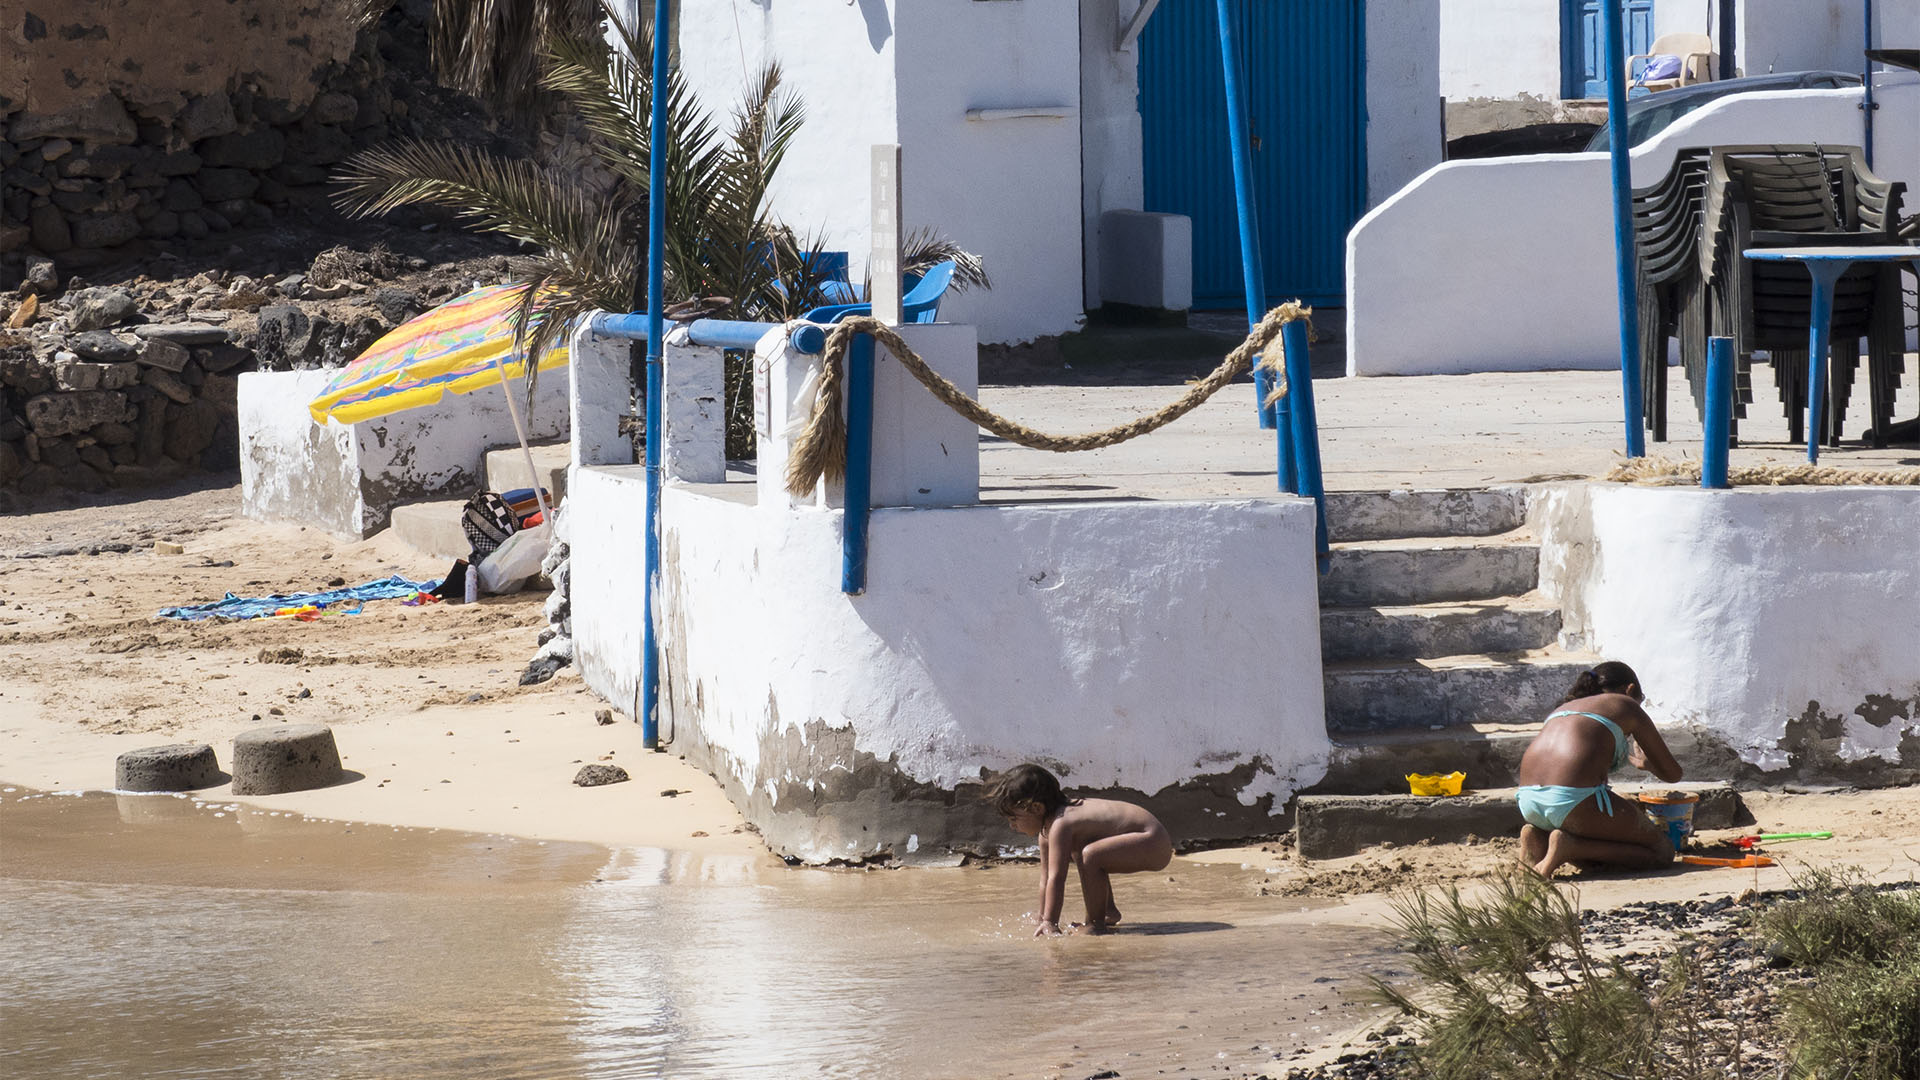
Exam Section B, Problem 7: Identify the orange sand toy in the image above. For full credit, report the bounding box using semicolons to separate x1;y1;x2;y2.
1679;854;1776;868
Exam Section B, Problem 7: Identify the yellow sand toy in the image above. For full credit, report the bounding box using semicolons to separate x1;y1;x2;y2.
1406;771;1466;796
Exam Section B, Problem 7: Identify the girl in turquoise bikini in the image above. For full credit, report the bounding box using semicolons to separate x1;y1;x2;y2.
1518;661;1684;878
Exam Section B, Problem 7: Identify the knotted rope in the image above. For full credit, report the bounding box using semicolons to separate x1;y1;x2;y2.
785;303;1312;496
1605;456;1920;486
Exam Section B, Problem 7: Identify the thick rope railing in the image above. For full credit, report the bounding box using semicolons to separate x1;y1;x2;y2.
785;303;1312;496
1605;456;1920;486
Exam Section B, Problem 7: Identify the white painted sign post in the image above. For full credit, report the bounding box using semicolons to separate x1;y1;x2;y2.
870;144;903;327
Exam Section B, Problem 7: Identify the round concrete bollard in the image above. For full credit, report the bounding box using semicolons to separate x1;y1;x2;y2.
116;743;223;791
230;723;344;795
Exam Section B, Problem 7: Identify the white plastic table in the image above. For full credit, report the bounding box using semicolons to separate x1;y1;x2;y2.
1742;245;1920;462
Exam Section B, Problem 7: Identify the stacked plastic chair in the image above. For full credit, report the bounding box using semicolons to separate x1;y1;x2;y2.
1634;145;1909;447
1698;146;1908;447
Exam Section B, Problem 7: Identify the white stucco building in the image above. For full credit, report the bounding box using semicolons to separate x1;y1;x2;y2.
661;0;1444;343
1441;0;1909;135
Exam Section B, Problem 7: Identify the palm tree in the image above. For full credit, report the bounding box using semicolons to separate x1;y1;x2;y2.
336;0;986;456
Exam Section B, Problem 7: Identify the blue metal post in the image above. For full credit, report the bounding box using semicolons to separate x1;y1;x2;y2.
1862;0;1876;170
1702;335;1732;489
1802;261;1847;464
639;0;671;749
1214;0;1278;434
1281;320;1327;554
841;335;875;594
1602;0;1647;458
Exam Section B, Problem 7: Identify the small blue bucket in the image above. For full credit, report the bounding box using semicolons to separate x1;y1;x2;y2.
1637;791;1699;849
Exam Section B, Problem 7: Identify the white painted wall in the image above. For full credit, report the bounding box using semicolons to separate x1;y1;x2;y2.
1742;0;1902;78
571;464;650;721
1439;0;1562;102
894;2;1084;344
1347;79;1920;376
1083;0;1148;309
675;0;1084;345
1535;484;1920;774
566;478;1331;863
676;0;898;300
1368;0;1447;208
239;368;570;537
1439;0;1902;108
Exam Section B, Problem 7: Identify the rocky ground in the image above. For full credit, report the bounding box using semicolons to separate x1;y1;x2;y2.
0;225;536;503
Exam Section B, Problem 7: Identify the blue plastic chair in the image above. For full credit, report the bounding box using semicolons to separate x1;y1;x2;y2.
803;260;956;325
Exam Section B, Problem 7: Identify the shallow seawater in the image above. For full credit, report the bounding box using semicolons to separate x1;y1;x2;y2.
1;789;1400;1079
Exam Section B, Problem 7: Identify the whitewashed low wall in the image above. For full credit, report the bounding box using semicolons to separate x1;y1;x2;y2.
1535;484;1920;784
1348;79;1920;376
240;367;570;537
570;470;1330;864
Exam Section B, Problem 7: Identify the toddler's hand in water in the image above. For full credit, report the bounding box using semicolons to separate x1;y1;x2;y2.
1034;920;1061;937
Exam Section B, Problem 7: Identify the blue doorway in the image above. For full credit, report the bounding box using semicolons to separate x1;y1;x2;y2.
1137;0;1367;309
1564;0;1656;99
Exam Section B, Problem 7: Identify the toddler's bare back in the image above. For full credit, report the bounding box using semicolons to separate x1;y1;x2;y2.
1053;797;1167;853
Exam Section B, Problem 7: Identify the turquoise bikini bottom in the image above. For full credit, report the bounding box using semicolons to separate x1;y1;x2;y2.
1517;784;1615;831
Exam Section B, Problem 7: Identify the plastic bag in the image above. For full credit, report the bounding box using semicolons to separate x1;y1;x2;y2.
477;523;550;595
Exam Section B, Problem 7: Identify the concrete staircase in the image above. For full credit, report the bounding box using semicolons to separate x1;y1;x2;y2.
387;441;569;560
1313;488;1599;794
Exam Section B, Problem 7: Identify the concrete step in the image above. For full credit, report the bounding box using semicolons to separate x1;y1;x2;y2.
1323;649;1600;734
1323;487;1527;543
1318;723;1537;794
387;498;470;561
1295;781;1743;859
1318;537;1540;607
1319;593;1563;662
484;441;569;503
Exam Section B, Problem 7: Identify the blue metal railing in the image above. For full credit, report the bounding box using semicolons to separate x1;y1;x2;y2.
1602;0;1647;459
589;314;827;355
841;336;876;595
638;0;671;749
1702;336;1733;489
1214;0;1278;434
1280;320;1328;553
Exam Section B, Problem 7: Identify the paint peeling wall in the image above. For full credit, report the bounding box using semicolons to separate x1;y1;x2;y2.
1348;78;1920;376
1534;484;1920;786
240;368;571;538
571;471;1331;864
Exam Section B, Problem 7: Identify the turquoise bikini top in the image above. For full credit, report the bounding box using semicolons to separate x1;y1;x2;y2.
1548;710;1631;771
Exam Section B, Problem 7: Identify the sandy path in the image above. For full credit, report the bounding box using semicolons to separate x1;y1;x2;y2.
0;481;762;858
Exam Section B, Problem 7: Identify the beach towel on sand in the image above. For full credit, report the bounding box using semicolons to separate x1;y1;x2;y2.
157;575;439;621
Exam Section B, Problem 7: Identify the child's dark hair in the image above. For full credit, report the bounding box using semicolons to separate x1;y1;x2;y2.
984;763;1069;819
1563;660;1642;703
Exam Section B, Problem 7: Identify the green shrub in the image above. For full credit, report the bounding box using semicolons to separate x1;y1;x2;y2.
1763;870;1920;1080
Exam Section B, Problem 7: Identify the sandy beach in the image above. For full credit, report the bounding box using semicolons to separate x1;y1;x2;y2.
0;479;764;860
7;480;1920;1079
6;479;1920;897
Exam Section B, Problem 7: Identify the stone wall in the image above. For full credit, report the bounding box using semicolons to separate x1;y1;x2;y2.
0;1;409;271
0;299;247;496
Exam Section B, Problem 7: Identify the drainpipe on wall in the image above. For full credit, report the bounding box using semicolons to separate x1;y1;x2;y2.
1862;0;1877;170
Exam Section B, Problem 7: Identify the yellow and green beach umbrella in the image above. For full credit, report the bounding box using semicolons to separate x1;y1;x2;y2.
307;282;570;425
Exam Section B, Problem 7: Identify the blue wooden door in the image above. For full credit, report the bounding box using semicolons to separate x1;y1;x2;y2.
1138;0;1367;308
1566;0;1656;99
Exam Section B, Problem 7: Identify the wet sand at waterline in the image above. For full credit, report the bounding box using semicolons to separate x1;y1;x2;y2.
2;788;1401;1080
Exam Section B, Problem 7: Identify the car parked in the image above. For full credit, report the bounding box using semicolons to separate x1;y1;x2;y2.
1585;70;1864;151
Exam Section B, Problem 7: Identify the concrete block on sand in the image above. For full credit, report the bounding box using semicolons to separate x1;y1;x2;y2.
1296;781;1740;859
231;723;343;795
116;743;223;791
388;499;471;561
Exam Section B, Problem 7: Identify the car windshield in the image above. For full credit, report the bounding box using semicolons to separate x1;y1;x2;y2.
1585;72;1862;151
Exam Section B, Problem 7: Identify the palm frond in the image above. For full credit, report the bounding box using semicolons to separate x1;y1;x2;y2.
332;139;635;304
428;0;598;115
902;228;991;294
